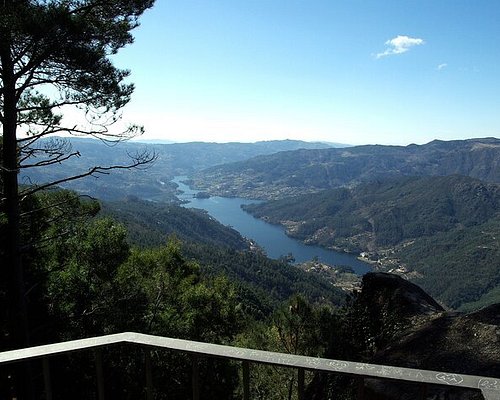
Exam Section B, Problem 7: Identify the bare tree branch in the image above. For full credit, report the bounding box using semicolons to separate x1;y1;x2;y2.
20;151;81;168
18;150;157;199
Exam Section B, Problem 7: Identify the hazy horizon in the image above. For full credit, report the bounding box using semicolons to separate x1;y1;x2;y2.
88;1;500;146
59;134;495;148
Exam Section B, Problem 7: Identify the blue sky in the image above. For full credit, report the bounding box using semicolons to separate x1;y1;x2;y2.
112;0;500;145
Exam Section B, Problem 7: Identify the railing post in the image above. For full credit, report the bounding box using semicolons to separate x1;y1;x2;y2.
42;358;52;400
297;368;305;400
419;383;428;400
144;349;153;400
94;349;105;400
192;354;200;400
356;377;365;400
242;361;250;400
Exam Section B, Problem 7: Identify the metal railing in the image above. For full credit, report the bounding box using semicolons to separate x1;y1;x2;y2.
0;332;498;399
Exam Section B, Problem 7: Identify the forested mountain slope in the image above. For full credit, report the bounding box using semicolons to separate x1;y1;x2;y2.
243;175;500;309
183;242;346;316
192;138;500;199
244;175;500;249
2;187;496;399
100;198;249;250
100;199;346;314
24;138;330;200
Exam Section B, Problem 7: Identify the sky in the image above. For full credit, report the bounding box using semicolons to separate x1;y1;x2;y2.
109;0;500;145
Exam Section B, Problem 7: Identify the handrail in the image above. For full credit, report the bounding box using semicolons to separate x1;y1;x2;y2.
1;332;499;399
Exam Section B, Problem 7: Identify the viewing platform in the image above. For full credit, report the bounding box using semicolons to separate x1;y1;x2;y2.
1;332;498;399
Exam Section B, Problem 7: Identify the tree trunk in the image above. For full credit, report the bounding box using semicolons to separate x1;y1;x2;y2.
1;31;33;400
1;20;30;348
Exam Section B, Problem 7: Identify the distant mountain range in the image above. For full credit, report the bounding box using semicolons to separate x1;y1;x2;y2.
24;136;500;311
24;138;331;200
192;138;500;199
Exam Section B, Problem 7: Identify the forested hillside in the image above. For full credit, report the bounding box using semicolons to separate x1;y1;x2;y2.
101;198;249;250
243;175;500;309
192;138;500;199
400;217;500;310
244;175;500;249
100;198;347;314
1;177;497;398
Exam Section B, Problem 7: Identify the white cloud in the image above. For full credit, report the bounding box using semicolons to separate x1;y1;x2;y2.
376;35;425;58
437;63;448;70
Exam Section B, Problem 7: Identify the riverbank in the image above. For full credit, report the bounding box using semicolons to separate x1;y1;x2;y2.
173;176;371;275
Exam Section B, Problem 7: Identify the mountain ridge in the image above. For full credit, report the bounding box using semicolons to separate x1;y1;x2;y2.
24;137;331;200
192;137;500;199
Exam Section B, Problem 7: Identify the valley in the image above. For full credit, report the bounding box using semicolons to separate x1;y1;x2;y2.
192;138;500;200
174;176;371;275
2;2;500;398
22;137;500;311
5;135;500;399
24;138;331;201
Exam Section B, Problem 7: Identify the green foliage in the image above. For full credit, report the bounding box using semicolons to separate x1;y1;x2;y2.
100;198;248;250
400;216;500;309
1;189;102;346
271;296;330;356
2;189;246;398
115;239;243;342
40;207;245;342
109;240;242;399
184;242;347;318
46;217;130;336
234;296;342;400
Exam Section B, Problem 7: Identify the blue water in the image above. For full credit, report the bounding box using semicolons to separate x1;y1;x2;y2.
173;177;370;275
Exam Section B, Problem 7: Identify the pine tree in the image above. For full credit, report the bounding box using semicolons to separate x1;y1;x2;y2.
1;1;155;396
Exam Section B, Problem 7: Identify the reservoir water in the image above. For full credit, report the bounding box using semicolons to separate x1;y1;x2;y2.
173;177;370;275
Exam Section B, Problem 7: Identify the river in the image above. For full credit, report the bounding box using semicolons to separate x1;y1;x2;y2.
173;177;370;275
